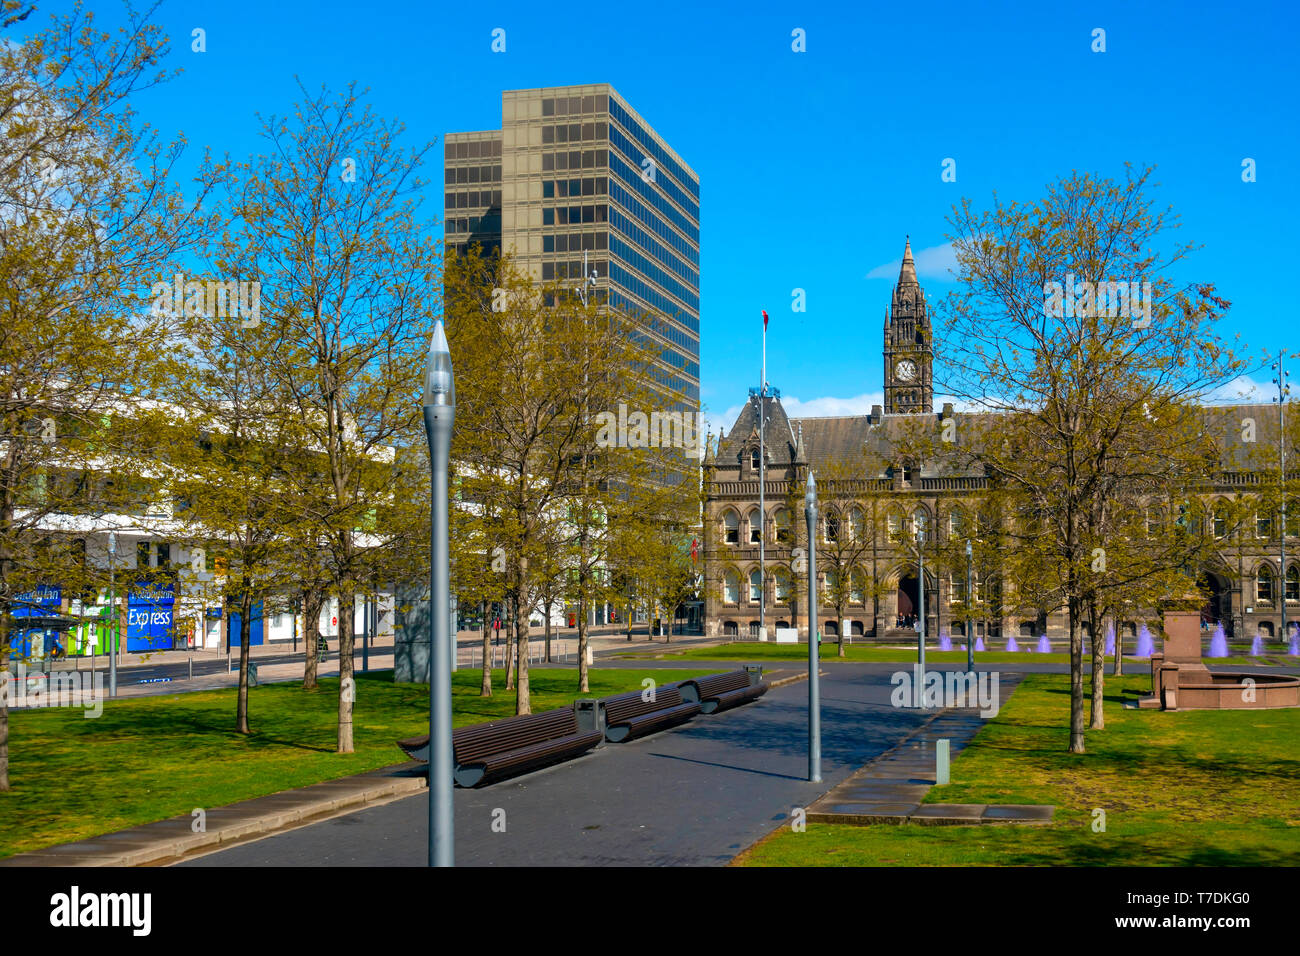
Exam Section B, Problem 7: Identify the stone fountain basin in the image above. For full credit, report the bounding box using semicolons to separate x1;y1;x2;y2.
1175;672;1299;710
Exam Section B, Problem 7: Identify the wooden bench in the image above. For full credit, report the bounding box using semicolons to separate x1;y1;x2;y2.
396;707;603;788
600;682;700;742
681;670;768;714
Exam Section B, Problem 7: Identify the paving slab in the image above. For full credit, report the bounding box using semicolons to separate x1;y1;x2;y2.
983;804;1055;823
910;803;988;823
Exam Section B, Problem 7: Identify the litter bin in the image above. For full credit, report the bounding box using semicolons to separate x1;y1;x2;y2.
573;698;602;735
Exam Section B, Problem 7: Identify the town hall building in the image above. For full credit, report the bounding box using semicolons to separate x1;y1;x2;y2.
700;239;1296;646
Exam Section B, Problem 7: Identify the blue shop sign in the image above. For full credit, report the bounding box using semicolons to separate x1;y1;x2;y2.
127;582;175;651
12;585;61;618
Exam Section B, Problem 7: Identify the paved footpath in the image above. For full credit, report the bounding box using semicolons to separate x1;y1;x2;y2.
183;663;989;867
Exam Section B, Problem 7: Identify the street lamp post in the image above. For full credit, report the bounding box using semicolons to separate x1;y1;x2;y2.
108;531;117;698
804;472;821;782
917;522;926;708
966;539;974;675
422;319;455;868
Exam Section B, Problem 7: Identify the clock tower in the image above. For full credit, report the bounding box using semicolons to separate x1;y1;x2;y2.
883;236;933;415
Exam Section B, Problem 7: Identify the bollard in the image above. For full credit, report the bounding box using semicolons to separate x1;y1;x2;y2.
936;738;950;785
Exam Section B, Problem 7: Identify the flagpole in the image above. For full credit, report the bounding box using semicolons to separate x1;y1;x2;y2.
759;310;767;643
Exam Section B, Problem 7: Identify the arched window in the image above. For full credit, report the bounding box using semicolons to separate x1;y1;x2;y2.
749;448;760;470
948;507;965;538
1212;503;1227;539
1287;564;1299;603
748;510;763;544
774;568;792;603
1257;512;1273;539
1256;566;1274;603
773;508;791;544
823;569;838;597
722;510;739;545
951;573;966;605
887;511;903;542
723;569;740;604
911;509;928;539
825;511;840;543
748;568;763;602
849;507;866;543
850;568;866;604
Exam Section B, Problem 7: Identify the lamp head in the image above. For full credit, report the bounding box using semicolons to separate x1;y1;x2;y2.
806;471;816;505
423;319;455;408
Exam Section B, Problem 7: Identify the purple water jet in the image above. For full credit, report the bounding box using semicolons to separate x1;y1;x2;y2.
1290;630;1299;657
1104;622;1115;655
938;632;953;652
1005;636;1019;652
1036;634;1051;653
1250;632;1263;656
975;637;986;652
1207;623;1228;658
1136;624;1154;657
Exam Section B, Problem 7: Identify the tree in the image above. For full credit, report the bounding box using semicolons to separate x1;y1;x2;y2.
149;306;305;734
937;164;1244;753
812;451;890;656
0;2;211;790
445;245;683;708
208;81;440;752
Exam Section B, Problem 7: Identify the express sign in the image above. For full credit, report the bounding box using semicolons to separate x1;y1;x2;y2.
127;582;175;651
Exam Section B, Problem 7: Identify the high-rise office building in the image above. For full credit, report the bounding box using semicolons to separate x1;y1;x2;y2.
444;83;700;408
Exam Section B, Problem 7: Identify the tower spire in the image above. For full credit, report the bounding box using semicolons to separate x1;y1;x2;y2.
898;235;918;288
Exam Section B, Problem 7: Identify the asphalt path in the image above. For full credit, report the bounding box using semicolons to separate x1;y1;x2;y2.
182;663;1022;867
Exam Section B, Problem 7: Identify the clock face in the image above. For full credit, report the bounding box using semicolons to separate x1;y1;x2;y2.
896;359;917;383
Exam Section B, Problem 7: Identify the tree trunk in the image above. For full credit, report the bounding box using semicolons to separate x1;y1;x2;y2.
236;590;254;735
1088;600;1105;730
337;592;355;753
480;613;492;696
1068;599;1084;753
1114;618;1124;676
837;604;846;657
514;584;531;715
577;590;590;693
303;589;322;691
544;598;552;663
0;614;10;792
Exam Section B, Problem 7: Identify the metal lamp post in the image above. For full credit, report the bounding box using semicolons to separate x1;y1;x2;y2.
966;539;974;675
804;472;821;782
916;522;926;708
422;319;455;868
108;531;117;698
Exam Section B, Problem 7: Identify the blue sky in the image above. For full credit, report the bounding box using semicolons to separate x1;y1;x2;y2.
27;0;1299;432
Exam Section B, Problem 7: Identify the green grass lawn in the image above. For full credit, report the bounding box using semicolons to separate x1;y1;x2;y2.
737;672;1300;866
0;667;712;860
621;641;1299;668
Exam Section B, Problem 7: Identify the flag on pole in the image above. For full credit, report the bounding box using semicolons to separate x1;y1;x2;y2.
762;309;769;330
